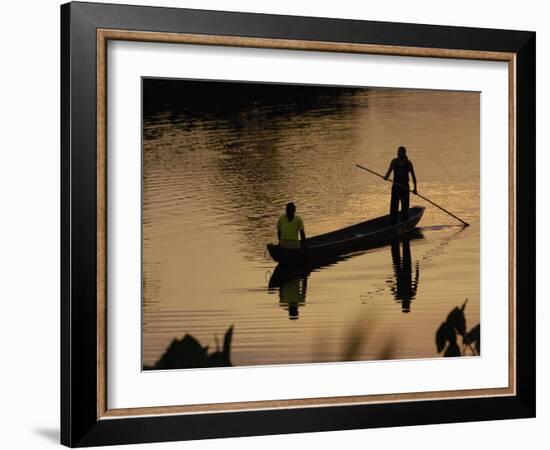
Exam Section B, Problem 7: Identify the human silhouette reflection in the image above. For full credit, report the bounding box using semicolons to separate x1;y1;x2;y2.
389;238;420;313
278;276;308;320
269;265;309;320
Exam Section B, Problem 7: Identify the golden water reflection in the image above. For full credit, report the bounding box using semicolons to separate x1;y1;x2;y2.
142;80;480;368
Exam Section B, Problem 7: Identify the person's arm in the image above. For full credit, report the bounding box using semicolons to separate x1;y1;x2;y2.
277;217;281;241
384;159;395;180
409;161;418;194
299;218;307;248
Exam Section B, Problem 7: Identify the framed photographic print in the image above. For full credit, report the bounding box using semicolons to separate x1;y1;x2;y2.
61;1;536;447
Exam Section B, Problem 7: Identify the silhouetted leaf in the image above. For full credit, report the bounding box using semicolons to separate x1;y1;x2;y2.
209;325;234;367
435;321;456;353
444;342;461;357
446;304;467;336
146;326;234;370
464;324;480;355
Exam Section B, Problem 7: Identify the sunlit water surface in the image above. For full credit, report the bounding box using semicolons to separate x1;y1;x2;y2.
142;81;480;368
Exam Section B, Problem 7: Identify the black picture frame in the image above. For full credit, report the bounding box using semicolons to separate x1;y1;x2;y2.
61;1;535;447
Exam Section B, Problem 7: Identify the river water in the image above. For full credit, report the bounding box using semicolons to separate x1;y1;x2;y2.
142;79;480;368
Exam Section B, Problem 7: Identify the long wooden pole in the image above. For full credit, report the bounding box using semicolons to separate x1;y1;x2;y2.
355;164;470;227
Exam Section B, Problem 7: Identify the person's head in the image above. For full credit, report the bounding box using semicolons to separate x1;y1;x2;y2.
288;303;299;320
397;146;407;159
285;202;296;219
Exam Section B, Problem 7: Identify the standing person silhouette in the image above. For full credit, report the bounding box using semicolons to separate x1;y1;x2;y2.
384;146;418;225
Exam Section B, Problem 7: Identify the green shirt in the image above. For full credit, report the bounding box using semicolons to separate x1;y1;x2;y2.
277;214;304;241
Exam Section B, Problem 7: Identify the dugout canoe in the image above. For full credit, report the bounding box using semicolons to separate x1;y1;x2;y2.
266;206;425;265
267;227;424;288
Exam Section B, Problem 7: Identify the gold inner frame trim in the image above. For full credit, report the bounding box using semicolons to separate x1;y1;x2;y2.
96;28;517;420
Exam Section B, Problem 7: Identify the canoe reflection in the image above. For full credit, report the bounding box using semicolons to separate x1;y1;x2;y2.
268;229;424;319
389;238;420;313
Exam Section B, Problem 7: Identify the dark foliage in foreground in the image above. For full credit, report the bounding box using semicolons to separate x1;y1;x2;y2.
435;300;480;357
144;326;233;370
